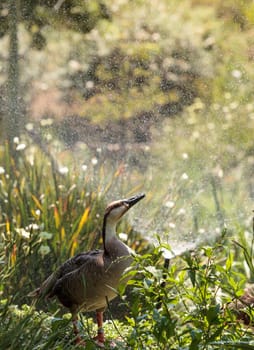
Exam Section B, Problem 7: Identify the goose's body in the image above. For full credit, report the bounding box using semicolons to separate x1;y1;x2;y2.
43;240;132;312
30;193;145;346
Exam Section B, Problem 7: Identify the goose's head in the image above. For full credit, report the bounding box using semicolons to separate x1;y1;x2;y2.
104;193;145;224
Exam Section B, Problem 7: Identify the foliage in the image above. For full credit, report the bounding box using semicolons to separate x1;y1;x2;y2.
1;0;254;349
58;0;215;129
0;136;146;306
120;236;254;349
0;135;253;349
0;0;110;49
0;137;254;349
1;225;254;349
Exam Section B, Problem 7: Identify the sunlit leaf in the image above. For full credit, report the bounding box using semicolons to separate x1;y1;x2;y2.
54;206;61;229
31;194;43;212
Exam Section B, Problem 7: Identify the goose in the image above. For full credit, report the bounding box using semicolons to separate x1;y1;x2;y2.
29;193;145;346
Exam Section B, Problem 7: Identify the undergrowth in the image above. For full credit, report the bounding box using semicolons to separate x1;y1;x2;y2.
0;139;254;349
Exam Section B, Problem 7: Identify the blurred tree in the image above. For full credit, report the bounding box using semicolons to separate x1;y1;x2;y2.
1;0;110;148
0;0;110;49
4;0;21;150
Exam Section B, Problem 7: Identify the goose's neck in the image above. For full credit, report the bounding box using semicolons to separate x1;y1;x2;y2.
102;217;117;253
102;217;132;259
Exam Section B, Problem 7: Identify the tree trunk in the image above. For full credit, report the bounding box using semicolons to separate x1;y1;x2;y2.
5;0;22;150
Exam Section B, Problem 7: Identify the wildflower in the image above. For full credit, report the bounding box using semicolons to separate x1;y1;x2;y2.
40;118;53;126
81;164;88;171
192;131;200;139
119;233;128;241
16;228;30;240
13;137;19;144
39;231;53;240
86;81;94;89
25;123;34;131
230;102;238;110
218;169;223;178
26;223;40;231
231;69;242;79
91;157;98;166
181;173;189;180
152;32;160;41
16;143;26;151
177;208;186;216
169;222;176;229
39;245;50;256
69;59;81;71
165;201;175;208
59;166;69;175
0;167;5;175
182;153;189;160
45;133;53;141
68;184;76;193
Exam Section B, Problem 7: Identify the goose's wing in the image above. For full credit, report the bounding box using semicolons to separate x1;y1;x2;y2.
29;249;103;299
49;250;106;310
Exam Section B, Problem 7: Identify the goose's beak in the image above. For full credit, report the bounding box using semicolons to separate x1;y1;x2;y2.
124;193;145;208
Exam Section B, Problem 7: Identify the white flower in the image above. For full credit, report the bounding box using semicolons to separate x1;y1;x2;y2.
25;123;34;131
45;133;53;141
119;233;128;241
69;59;81;71
181;173;189;180
26;223;40;231
91;157;98;165
40;118;53;126
192;131;200;139
165;201;175;208
182;153;189;160
59;166;69;175
39;245;50;256
81;164;88;171
16;228;30;239
0;167;5;175
169;222;176;229
86;80;94;89
68;184;76;192
218;169;224;178
16;143;26;151
177;208;186;216
231;69;242;79
13;137;19;144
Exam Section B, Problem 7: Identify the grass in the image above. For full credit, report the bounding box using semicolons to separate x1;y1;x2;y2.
1;223;254;349
0;137;144;305
0;137;254;349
